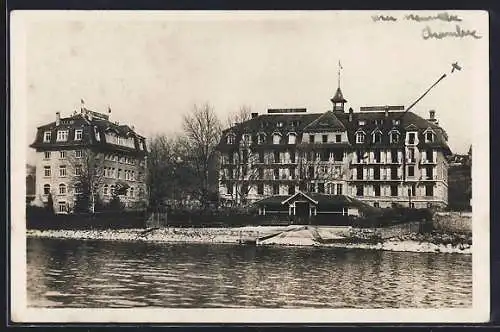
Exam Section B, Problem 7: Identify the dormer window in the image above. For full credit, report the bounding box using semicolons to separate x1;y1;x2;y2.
75;129;83;141
273;133;281;145
392;119;401;125
372;132;382;144
242;134;251;144
356;132;365;144
227;134;235;144
288;133;297;144
257;133;266;144
390;131;400;144
43;131;51;142
407;132;416;144
56;130;69;142
425;131;435;142
358;120;366;126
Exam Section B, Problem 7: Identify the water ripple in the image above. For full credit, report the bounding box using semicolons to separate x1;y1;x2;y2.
27;238;472;308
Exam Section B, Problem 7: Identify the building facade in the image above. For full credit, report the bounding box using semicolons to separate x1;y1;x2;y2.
30;107;148;213
217;88;451;209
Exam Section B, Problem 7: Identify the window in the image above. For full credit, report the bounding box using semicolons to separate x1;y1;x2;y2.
226;184;232;195
290;152;296;163
44;166;51;177
336;183;343;195
74;183;82;195
358;120;366;126
372;132;382;143
59;151;66;159
258;151;265;163
75;129;83;141
356;166;363;180
390;185;398;196
374;150;381;163
410;184;416;196
408;132;416;144
288;133;296;144
392;119;400;125
258;168;264;179
277;121;284;128
356;185;364;196
425;184;434;197
43;131;52;142
56;130;69;142
259;133;266;144
322;135;328;143
43;184;50;195
44;151;51;159
317;182;325;194
374;202;380;208
390;132;399;143
309;135;315;143
226;134;235;144
273;184;280;195
58;201;67;213
356;132;365;144
75;150;82;158
408;165;415;177
74;165;82;176
103;185;109;196
408;148;415;162
427;149;434;162
288;185;295;195
59;183;67;195
425;132;434;142
257;183;264;195
242;134;251;144
274;152;280;163
130;187;135;197
110;185;116;195
374;184;381;197
391;148;399;163
118;169;122;179
273;133;281;145
335;134;341;143
273;168;279;180
59;165;67;177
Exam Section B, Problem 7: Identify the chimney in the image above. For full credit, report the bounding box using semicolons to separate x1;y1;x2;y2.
251;112;258;119
348;108;354;122
428;110;438;124
385;106;389;118
56;112;61;126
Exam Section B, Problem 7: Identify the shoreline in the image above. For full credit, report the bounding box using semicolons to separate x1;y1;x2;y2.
26;226;472;254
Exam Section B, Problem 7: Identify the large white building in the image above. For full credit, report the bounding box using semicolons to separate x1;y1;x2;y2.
217;87;451;210
30;107;148;213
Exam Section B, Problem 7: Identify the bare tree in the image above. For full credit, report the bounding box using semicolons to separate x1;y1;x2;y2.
68;149;105;213
182;103;222;206
226;105;252;128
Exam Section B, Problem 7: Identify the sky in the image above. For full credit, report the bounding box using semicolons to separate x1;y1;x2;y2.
13;11;488;164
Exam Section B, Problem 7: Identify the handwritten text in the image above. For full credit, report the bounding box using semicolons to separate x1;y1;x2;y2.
422;25;482;40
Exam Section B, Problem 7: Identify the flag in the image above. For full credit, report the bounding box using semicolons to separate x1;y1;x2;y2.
108;105;112;114
339;61;343;70
81;98;85;105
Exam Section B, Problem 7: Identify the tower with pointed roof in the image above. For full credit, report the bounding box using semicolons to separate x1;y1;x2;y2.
331;61;347;113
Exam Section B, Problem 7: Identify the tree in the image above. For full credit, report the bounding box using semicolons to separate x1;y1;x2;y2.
68;149;105;213
226;105;252;128
182;103;222;207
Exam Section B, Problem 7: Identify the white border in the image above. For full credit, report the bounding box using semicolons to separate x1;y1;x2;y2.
10;10;490;323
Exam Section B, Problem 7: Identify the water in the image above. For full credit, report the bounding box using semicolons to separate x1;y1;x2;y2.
27;237;472;308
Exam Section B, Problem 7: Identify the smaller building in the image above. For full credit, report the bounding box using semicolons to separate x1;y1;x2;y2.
253;191;377;225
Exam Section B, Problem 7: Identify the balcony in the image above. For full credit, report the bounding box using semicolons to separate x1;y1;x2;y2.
420;159;437;165
419;175;438;181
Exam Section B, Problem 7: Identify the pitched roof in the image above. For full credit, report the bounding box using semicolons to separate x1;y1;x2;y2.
331;87;347;103
302;111;346;132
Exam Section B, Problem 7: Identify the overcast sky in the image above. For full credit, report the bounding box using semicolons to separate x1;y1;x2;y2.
13;11;488;164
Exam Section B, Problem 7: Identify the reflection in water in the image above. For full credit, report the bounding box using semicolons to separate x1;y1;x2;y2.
27;238;472;308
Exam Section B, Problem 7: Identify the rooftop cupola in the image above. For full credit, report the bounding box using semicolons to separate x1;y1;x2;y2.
331;60;347;113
